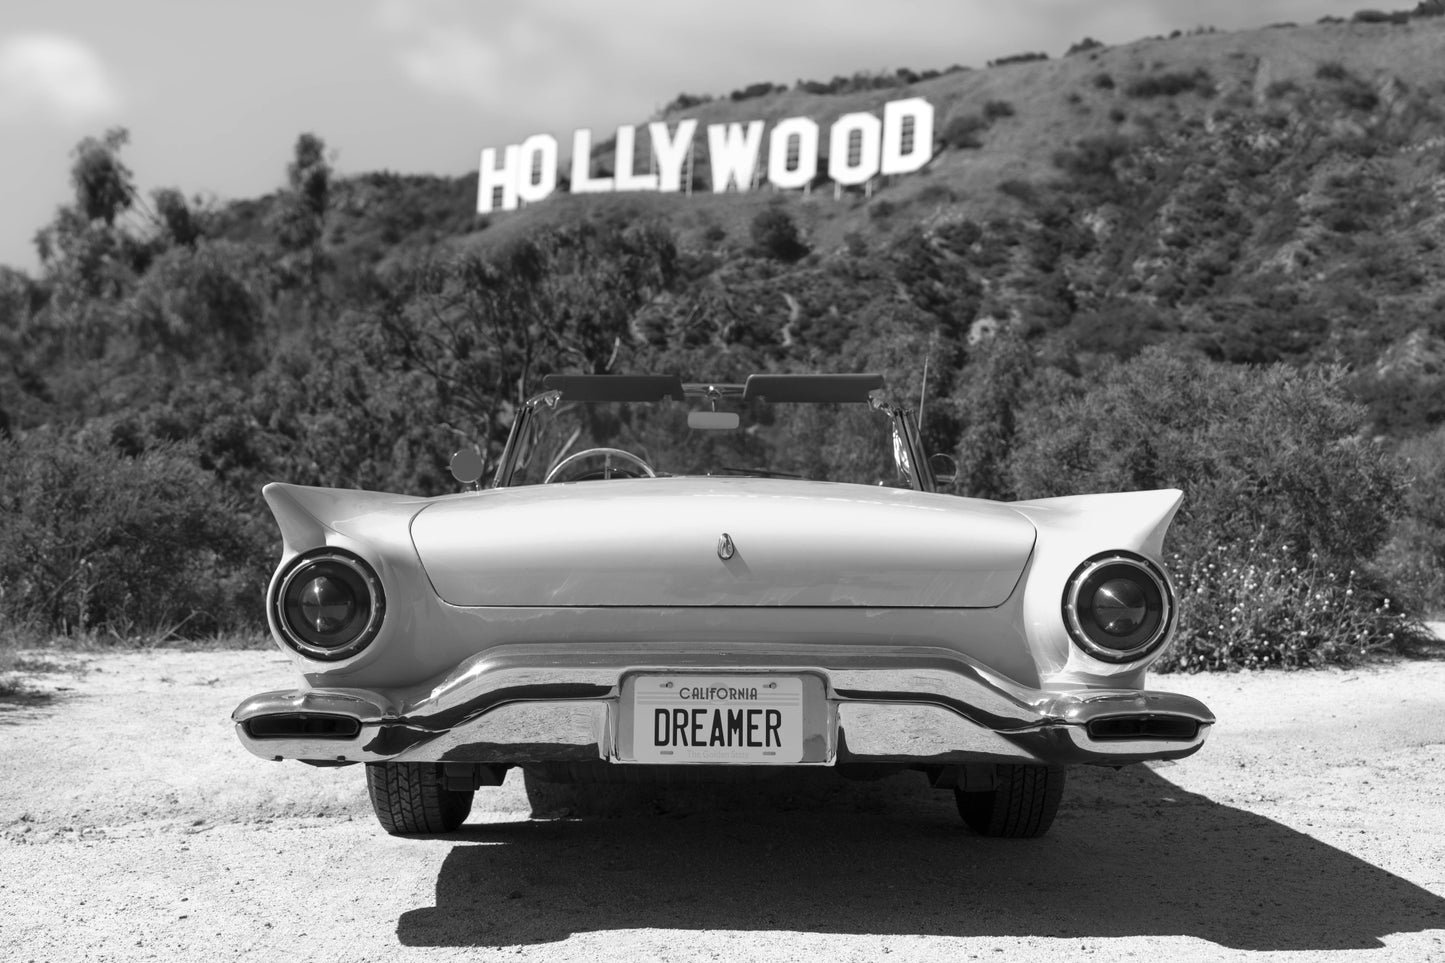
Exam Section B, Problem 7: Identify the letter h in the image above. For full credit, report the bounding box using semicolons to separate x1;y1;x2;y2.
477;145;520;213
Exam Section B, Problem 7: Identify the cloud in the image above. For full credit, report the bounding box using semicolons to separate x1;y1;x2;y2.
376;0;515;107
394;27;505;104
373;0;614;131
0;33;121;125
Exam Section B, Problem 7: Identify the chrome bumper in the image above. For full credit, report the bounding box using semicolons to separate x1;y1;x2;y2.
233;643;1213;768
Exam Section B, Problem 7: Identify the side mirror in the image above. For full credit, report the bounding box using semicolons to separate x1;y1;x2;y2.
928;453;958;485
450;448;485;487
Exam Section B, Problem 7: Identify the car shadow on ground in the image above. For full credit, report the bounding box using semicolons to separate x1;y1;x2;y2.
396;764;1445;950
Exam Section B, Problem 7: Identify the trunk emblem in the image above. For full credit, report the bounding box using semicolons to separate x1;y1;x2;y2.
717;533;736;560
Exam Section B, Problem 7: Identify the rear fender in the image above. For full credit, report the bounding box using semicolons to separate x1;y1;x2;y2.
1008;489;1184;684
261;482;442;677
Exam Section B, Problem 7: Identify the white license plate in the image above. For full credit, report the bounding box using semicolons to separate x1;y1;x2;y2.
630;675;803;763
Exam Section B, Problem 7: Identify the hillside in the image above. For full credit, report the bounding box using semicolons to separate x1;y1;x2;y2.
3;10;1445;652
232;14;1445;431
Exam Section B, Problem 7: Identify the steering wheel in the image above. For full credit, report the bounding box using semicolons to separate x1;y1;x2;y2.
543;447;656;483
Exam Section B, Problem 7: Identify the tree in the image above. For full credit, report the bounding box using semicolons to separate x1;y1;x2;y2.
1008;349;1403;572
365;219;682;481
152;188;201;247
33;129;146;311
273;132;332;253
123;240;271;373
69;128;134;226
954;328;1035;499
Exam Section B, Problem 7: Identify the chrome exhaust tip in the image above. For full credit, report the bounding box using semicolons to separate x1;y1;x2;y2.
242;713;362;740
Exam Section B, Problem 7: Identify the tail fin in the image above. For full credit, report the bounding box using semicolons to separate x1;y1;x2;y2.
1009;489;1184;557
262;483;430;557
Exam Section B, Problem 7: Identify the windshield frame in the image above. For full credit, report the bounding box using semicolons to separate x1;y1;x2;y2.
490;374;940;493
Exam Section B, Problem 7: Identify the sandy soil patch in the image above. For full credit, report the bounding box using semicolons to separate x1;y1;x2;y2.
1;649;1442;962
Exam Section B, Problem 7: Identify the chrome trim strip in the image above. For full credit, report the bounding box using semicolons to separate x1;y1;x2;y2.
836;703;1044;763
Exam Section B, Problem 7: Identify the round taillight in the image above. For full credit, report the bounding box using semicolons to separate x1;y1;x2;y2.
1062;552;1173;663
272;550;384;661
1093;578;1148;636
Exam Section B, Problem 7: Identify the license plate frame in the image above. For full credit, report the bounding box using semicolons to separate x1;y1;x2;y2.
622;674;809;764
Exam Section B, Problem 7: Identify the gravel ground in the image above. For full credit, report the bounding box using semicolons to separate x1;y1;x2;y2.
1;647;1443;962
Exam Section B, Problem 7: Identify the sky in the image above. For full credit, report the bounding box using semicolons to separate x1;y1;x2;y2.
0;0;1374;274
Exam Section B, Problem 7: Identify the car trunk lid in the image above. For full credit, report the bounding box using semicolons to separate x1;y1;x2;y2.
410;477;1034;608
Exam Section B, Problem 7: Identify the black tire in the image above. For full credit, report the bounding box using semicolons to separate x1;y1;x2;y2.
364;762;473;835
955;764;1066;838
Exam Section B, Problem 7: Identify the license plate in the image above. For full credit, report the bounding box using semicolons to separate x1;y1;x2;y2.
630;675;803;763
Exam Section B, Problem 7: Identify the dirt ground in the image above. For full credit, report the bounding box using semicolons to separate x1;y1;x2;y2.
1;646;1443;963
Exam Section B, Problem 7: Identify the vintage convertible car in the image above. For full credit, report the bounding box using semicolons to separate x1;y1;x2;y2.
234;373;1213;838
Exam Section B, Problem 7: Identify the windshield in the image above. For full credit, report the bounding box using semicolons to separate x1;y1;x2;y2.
501;390;915;489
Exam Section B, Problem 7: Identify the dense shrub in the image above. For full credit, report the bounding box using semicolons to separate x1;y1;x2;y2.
1093;73;1116;90
1124;68;1215;98
1163;537;1408;669
1052;133;1134;183
1008;350;1412;665
1011;350;1401;568
989;52;1048;67
749;206;809;262
1372;427;1445;616
915;182;958;204
997;179;1039;204
663;92;712;112
983;99;1016;120
793;70;924;96
1316;60;1349;81
728;81;786;102
941;113;988;149
1335;83;1380;112
1067;37;1106;56
1352;8;1410;22
0;431;259;639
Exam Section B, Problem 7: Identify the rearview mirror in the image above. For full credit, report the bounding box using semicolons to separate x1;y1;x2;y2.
688;411;740;430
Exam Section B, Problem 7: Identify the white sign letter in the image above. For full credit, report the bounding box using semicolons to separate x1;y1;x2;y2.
516;134;558;204
614;125;659;193
477;145;519;213
766;117;819;190
828;112;882;186
881;98;935;176
650;119;697;193
570;128;614;194
707;121;765;193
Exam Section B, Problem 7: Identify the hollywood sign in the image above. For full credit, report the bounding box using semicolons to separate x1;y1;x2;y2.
477;97;935;213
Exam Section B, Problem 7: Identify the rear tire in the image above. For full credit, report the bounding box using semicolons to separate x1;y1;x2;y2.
955;764;1065;838
365;762;473;835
